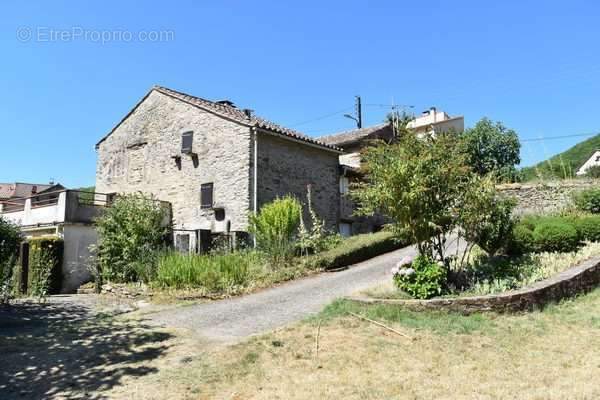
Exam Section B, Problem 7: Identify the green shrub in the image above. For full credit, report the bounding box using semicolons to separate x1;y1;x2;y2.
94;195;170;283
0;216;21;303
304;230;409;270
506;223;536;255
154;250;259;293
532;221;580;253
573;215;600;242
464;197;516;256
585;165;600;179
28;237;63;296
249;196;302;264
393;255;446;299
572;188;600;214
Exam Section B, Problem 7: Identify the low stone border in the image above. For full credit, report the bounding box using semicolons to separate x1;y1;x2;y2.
344;255;600;314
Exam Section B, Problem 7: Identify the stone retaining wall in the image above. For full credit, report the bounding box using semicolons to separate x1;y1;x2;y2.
345;255;600;314
496;180;599;215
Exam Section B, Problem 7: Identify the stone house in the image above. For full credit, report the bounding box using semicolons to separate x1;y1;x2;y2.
95;86;342;252
319;108;464;236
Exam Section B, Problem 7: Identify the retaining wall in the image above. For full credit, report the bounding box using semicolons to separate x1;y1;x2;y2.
345;255;600;314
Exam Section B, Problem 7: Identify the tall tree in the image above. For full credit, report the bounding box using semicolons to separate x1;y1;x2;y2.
461;117;521;180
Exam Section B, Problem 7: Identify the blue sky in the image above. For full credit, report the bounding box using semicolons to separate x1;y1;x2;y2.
2;1;600;187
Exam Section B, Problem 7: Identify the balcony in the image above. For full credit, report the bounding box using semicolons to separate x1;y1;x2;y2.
0;190;112;227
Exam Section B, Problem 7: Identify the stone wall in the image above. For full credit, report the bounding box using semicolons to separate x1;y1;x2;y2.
96;90;252;233
345;254;600;314
256;133;340;231
497;179;600;215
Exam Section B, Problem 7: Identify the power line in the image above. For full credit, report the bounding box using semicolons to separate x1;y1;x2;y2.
288;106;353;127
520;132;599;142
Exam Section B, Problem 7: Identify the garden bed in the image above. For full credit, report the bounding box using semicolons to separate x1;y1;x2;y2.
348;250;600;314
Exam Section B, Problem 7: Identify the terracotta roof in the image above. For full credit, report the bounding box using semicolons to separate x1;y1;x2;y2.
0;182;58;200
96;86;342;153
318;123;393;147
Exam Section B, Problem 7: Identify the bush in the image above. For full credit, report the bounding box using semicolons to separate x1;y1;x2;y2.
532;221;580;253
94;195;170;283
249;196;302;263
393;255;446;299
28;237;64;295
572;188;600;214
585;165;600;178
506;223;536;255
508;215;582;254
0;217;21;303
573;215;600;242
304;230;410;270
154;250;259;293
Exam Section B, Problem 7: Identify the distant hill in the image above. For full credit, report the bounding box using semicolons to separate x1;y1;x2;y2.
520;134;600;181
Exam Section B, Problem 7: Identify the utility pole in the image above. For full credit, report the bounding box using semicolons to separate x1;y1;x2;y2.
343;95;363;129
355;95;362;129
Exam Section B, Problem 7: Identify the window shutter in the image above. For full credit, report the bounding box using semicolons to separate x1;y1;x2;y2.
200;183;214;209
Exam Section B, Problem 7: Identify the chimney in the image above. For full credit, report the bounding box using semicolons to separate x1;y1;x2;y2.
216;99;236;108
243;109;254;119
430;107;437;123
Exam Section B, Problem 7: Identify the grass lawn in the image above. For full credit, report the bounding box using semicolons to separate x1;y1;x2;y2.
7;288;599;399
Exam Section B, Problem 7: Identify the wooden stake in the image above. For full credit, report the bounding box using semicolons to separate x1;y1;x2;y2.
315;319;322;358
349;312;414;340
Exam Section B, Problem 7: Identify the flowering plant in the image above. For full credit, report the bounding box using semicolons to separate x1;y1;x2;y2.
392;255;446;299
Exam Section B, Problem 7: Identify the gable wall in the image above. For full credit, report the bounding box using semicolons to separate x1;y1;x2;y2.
95;90;252;232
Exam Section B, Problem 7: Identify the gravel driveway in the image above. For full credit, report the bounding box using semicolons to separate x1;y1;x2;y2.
148;244;419;342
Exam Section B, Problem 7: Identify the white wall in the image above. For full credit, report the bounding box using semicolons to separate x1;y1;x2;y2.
576;150;600;176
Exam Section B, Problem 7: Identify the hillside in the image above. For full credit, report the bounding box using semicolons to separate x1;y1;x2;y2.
520;133;600;181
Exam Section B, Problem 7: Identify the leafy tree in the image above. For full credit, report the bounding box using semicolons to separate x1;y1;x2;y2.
457;175;516;260
352;132;471;263
94;194;170;283
462;118;521;181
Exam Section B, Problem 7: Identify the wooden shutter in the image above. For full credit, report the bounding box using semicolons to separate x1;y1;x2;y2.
200;183;213;209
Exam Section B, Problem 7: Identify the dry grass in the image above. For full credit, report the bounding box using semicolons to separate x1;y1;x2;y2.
101;289;600;399
5;290;600;399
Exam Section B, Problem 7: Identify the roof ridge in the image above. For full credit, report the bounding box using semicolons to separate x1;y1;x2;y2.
153;85;342;152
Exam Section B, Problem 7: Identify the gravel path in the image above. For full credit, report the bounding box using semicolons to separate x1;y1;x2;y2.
148;245;419;342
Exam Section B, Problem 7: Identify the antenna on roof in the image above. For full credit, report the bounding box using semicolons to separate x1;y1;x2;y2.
49;178;55;185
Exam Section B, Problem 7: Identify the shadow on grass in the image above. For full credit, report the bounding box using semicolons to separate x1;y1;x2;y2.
0;300;173;399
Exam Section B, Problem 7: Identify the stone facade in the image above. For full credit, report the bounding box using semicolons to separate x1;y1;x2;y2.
256;133;339;230
96;90;252;234
96;88;341;247
497;179;600;215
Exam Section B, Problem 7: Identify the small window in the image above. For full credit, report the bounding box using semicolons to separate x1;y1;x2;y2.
182;131;194;154
339;176;349;194
175;234;190;253
200;183;214;209
339;222;352;237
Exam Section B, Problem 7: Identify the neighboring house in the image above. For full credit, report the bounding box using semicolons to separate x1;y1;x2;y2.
0;183;104;293
319;123;395;236
576;149;600;176
320;108;464;236
406;107;464;136
95;85;342;252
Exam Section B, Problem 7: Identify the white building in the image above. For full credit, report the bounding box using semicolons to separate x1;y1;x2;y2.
576;149;600;176
406;107;464;136
0;190;107;292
